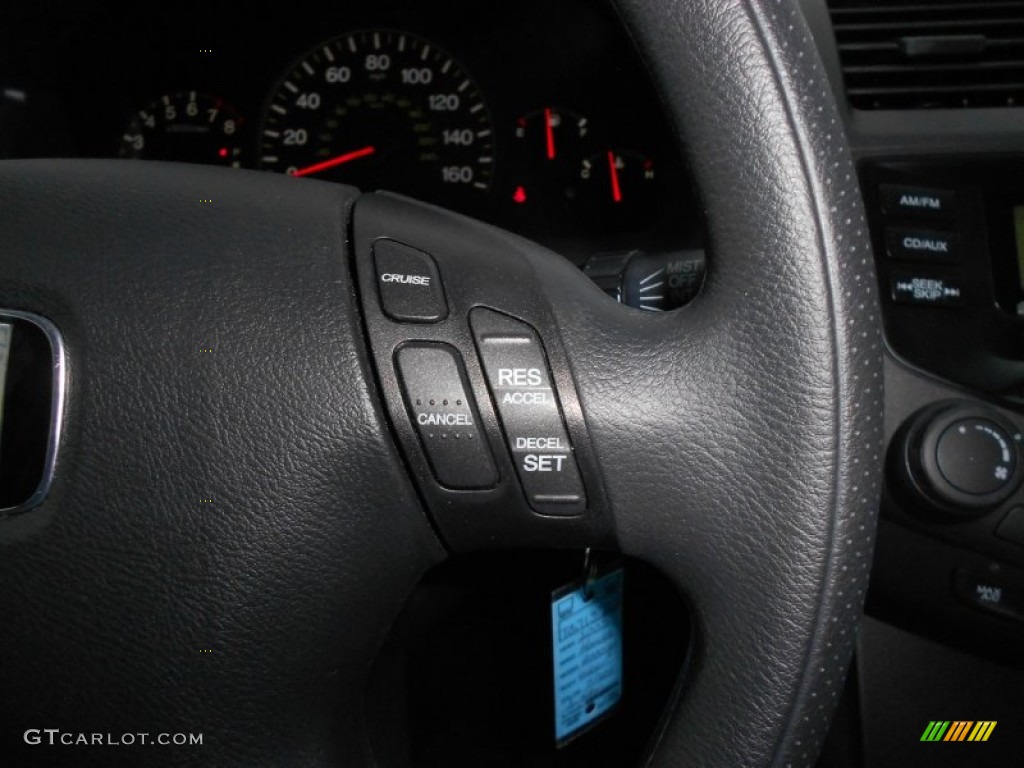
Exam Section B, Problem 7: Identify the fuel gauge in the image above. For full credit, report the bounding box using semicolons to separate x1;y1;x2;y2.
509;107;589;210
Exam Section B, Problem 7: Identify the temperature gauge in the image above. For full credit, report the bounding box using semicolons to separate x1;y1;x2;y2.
580;150;656;224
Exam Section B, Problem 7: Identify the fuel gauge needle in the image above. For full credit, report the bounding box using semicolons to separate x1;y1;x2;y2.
544;107;556;160
291;145;376;177
607;150;623;203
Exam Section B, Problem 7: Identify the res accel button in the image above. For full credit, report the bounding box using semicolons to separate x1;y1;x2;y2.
373;239;447;323
395;344;497;490
470;308;586;516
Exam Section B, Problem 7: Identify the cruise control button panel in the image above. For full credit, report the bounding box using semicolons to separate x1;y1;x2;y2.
395;344;497;490
373;239;447;323
470;308;586;516
355;193;610;551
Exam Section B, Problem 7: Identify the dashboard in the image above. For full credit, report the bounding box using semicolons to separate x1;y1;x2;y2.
0;0;700;266
14;0;1024;763
796;1;1024;765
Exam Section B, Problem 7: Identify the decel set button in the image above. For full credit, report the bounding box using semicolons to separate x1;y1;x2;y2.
395;344;497;490
470;308;585;516
373;239;448;323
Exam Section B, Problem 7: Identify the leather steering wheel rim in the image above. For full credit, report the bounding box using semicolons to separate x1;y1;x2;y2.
593;1;884;764
0;1;881;766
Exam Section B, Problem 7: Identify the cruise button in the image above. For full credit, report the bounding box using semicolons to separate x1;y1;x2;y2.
374;239;448;323
471;308;586;516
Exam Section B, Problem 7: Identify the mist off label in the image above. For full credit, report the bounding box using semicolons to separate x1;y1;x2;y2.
551;568;624;744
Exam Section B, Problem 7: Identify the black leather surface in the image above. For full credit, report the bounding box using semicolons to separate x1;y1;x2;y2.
532;0;880;765
0;161;445;766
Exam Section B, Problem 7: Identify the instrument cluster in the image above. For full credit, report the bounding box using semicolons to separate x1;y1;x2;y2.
0;0;701;262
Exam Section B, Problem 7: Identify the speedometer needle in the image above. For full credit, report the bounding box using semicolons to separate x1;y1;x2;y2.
291;146;377;177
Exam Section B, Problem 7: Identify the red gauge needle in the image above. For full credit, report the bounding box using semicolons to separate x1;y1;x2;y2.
607;150;623;203
291;145;376;177
544;107;556;160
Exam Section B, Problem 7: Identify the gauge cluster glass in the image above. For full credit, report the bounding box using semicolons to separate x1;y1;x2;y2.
1;0;700;263
259;29;494;209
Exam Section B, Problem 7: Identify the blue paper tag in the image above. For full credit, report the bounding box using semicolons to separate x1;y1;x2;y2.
551;567;624;745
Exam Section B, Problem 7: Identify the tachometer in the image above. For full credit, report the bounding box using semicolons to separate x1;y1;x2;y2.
120;91;244;167
260;30;494;206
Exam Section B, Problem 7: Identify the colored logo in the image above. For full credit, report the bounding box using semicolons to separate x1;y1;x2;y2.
921;721;997;742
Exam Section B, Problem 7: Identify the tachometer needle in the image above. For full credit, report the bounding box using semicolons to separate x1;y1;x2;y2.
607;150;623;203
291;145;376;177
544;107;556;160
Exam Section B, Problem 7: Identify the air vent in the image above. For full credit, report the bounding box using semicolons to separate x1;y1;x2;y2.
829;0;1024;109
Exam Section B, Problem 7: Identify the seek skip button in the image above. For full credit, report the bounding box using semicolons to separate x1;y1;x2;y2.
373;238;448;323
891;271;965;307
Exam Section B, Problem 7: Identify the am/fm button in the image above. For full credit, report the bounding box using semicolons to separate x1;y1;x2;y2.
880;184;957;221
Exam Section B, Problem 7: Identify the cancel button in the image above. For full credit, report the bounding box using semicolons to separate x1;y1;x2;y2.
885;227;959;264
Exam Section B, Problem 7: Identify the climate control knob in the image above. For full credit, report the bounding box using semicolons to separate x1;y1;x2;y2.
898;402;1023;515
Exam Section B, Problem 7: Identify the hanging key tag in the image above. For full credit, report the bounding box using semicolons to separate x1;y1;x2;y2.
551;550;625;747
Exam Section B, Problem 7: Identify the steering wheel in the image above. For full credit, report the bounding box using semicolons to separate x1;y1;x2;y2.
0;0;881;765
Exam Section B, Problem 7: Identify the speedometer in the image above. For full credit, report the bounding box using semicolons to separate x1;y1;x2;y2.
260;30;494;206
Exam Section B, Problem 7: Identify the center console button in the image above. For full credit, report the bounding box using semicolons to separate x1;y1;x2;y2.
885;227;959;263
890;271;965;307
953;568;1024;622
880;184;957;220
